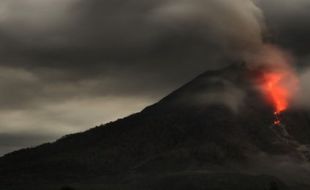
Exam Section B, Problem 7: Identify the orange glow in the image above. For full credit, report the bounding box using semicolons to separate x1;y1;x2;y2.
259;70;298;127
261;72;289;113
251;45;299;126
273;111;282;126
259;69;298;114
274;119;280;126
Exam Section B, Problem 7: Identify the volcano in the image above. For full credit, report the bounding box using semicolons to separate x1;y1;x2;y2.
1;64;310;190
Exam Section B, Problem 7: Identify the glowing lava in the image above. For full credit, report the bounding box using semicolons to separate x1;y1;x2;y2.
273;111;281;126
261;71;290;113
251;45;299;126
259;69;298;126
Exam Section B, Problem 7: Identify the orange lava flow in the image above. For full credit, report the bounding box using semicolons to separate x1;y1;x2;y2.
261;72;290;113
259;69;298;126
273;112;281;126
253;45;299;126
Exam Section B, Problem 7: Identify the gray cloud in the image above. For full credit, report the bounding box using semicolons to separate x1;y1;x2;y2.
260;0;310;57
0;0;266;67
0;0;255;115
0;0;267;109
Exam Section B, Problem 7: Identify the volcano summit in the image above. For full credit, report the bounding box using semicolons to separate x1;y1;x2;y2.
1;64;310;190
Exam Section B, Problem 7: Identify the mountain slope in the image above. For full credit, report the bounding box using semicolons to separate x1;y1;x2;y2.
1;64;310;190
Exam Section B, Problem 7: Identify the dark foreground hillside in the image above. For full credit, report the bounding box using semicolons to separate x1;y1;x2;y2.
1;64;310;190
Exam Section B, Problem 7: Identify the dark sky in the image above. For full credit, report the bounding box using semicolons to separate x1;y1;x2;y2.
1;0;310;155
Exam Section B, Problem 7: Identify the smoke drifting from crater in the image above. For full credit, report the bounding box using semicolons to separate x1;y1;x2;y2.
152;0;266;56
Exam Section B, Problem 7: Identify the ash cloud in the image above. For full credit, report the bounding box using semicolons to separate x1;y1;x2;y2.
294;69;310;107
0;0;266;75
0;0;267;110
